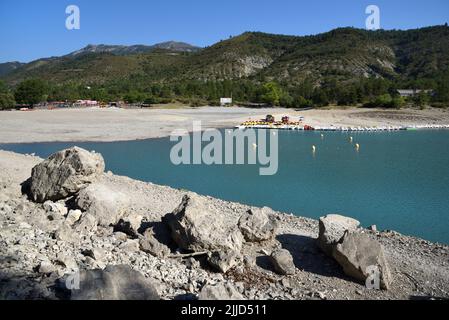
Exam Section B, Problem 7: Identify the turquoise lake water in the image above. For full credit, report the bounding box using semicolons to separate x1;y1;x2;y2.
1;129;449;244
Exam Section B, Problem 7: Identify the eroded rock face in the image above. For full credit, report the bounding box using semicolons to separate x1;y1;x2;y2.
70;265;160;300
76;183;129;226
29;147;105;203
238;207;278;242
198;283;244;300
166;194;244;252
270;249;296;275
333;231;392;290
318;214;360;256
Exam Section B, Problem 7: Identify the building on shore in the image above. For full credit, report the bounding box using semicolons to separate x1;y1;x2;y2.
397;89;433;97
220;97;233;106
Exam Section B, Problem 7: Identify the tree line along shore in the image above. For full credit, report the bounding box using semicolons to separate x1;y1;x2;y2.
1;77;448;111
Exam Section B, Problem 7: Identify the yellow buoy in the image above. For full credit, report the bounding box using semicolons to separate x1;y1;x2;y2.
355;143;360;151
349;136;353;143
312;145;316;152
252;143;258;149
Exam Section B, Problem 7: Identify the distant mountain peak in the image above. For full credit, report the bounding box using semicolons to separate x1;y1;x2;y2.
67;41;201;57
152;41;201;52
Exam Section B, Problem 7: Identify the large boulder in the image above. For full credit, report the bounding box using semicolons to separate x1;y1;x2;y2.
70;265;160;300
269;249;296;275
318;214;360;256
238;207;278;242
165;194;244;252
198;283;244;300
76;183;130;226
29;147;105;203
333;231;392;290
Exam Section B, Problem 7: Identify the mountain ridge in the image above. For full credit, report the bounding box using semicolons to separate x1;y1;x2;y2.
1;25;449;91
67;41;201;57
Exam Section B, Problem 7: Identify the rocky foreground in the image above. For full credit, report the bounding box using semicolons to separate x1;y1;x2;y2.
0;148;448;300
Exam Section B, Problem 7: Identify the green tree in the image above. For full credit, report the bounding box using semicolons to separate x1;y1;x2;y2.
15;79;47;106
0;80;16;109
414;91;430;108
391;96;406;109
261;82;282;106
312;89;329;107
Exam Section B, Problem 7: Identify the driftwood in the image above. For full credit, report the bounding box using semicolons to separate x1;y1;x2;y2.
168;251;209;259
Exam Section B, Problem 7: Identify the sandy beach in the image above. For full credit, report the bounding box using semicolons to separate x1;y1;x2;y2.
0;106;449;143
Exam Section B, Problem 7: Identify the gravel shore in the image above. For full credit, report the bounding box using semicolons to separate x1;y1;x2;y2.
1;107;449;143
1;149;448;300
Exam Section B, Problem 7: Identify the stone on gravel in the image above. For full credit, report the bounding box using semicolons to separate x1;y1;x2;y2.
238;207;278;242
43;201;68;216
270;249;296;275
114;214;143;238
113;231;128;242
333;231;392;290
207;250;241;273
66;209;82;226
38;261;55;274
54;222;79;243
139;227;171;258
29;147;104;203
119;239;140;252
318;214;360;256
55;253;78;271
82;248;104;261
198;283;244;300
166;194;244;252
76;183;130;226
70;265;160;300
73;213;98;235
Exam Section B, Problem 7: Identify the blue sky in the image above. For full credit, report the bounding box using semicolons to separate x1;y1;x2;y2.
1;0;449;63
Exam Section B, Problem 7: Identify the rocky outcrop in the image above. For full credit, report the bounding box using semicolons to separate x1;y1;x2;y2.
198;283;244;300
76;183;130;226
29;147;104;203
238;207;278;242
70;265;160;300
318;214;360;256
165;194;244;253
269;249;296;275
333;231;392;290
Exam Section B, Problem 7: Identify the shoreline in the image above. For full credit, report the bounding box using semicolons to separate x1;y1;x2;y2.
1;106;449;144
0;148;448;300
